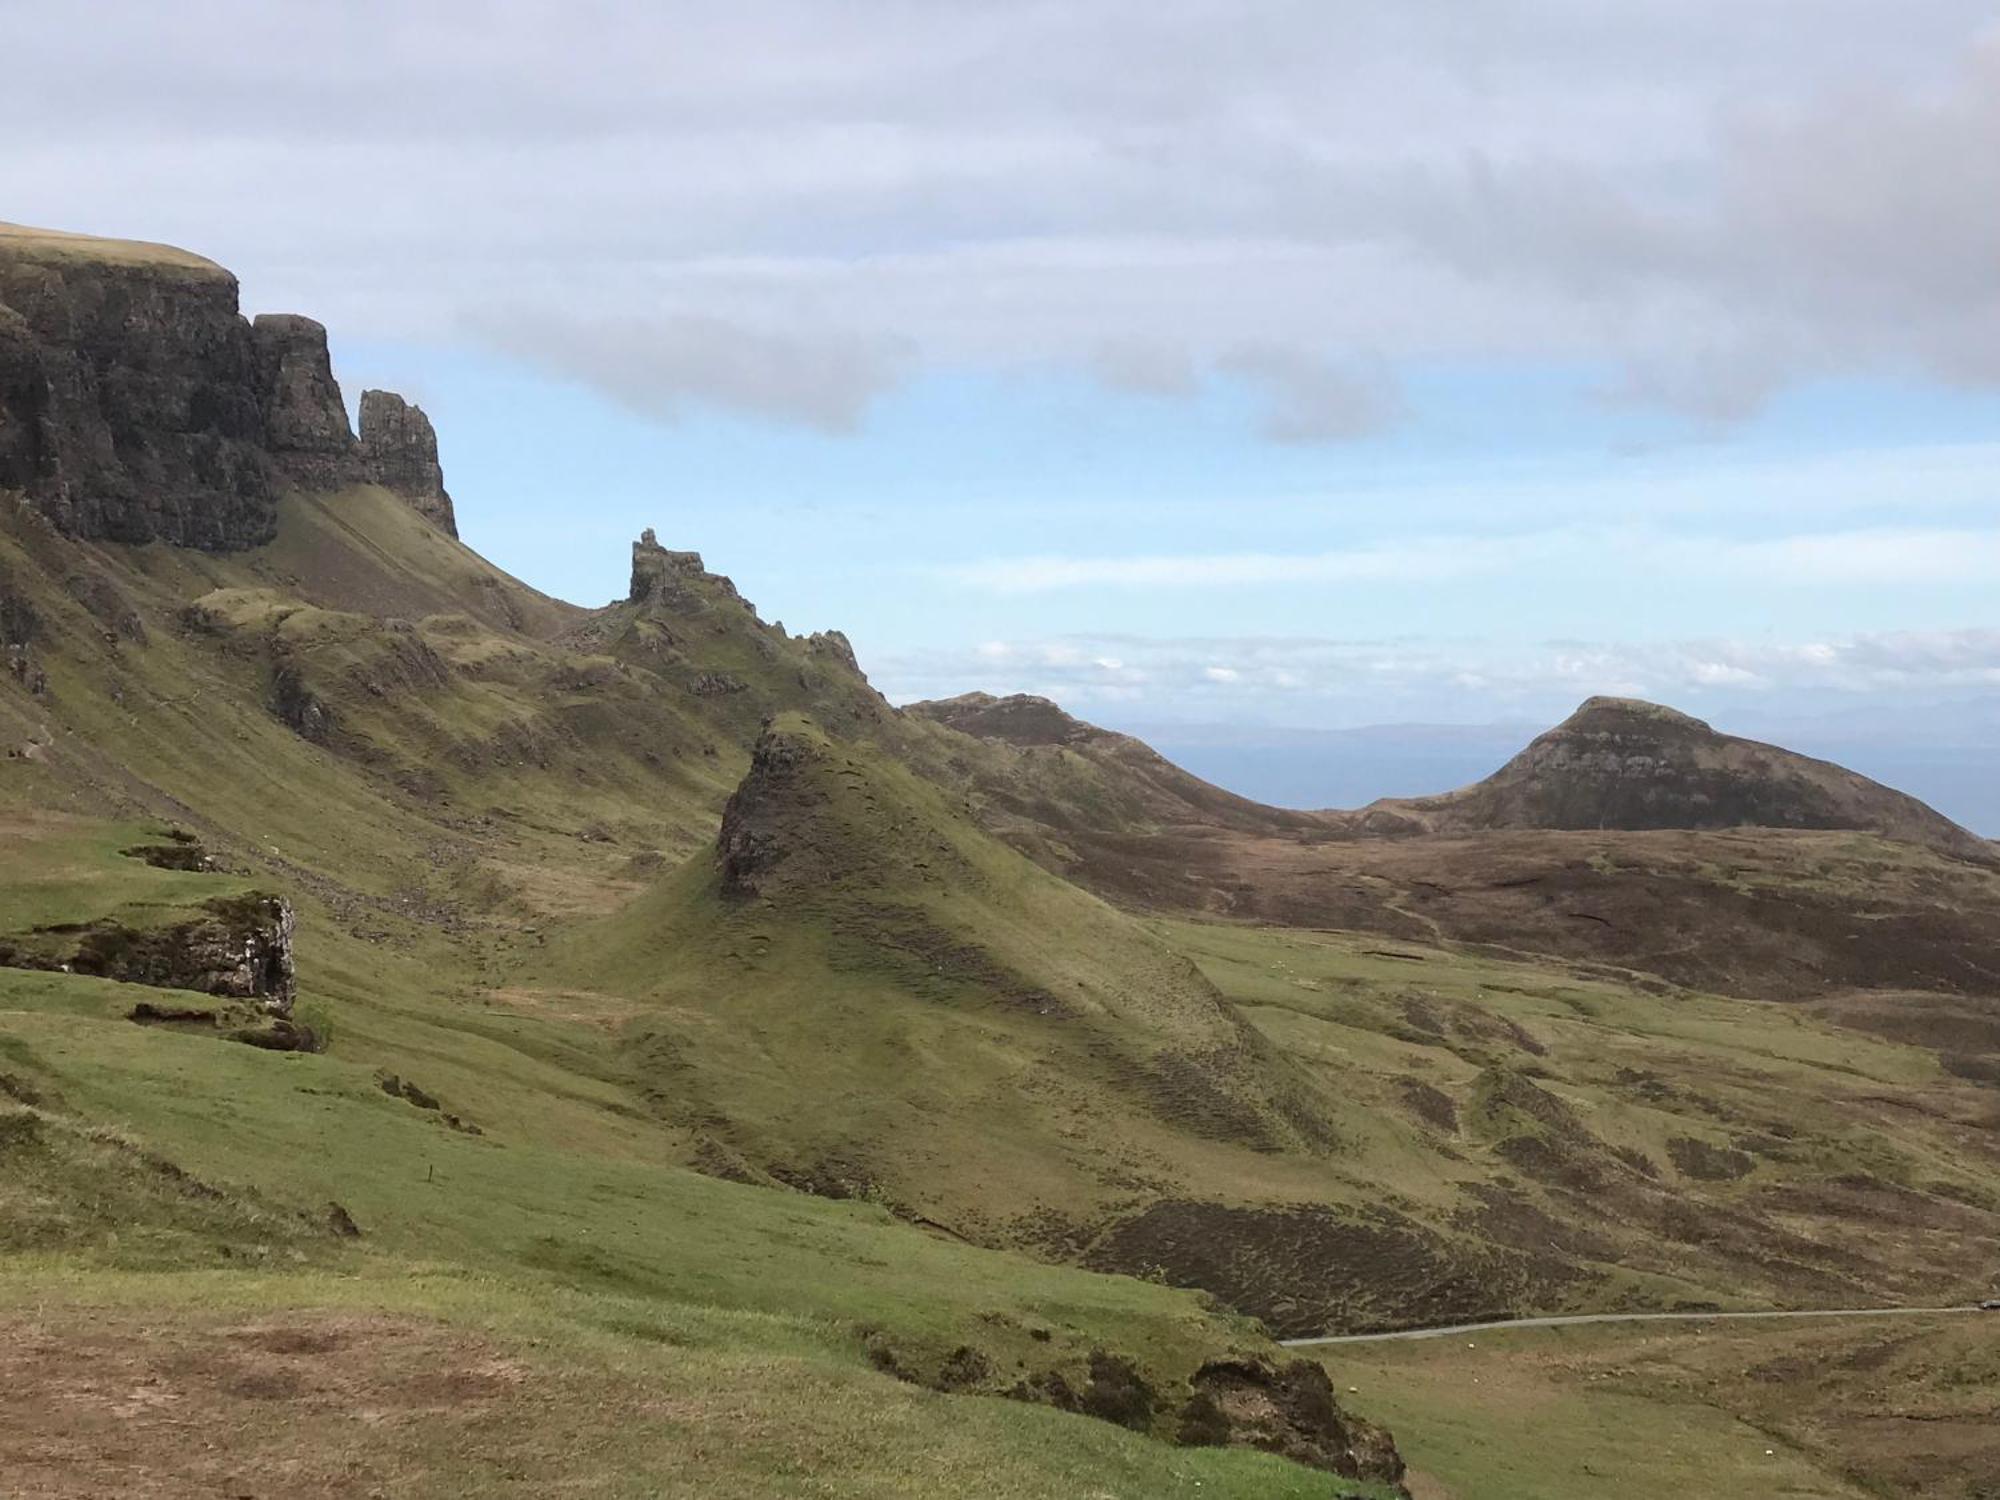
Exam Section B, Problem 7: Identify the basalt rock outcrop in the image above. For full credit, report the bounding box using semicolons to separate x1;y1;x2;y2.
0;224;279;549
1375;696;1990;860
629;527;710;607
251;313;359;489
716;723;824;897
358;389;456;537
0;222;443;550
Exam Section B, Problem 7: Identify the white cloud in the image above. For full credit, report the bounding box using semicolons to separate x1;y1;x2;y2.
949;526;2000;594
876;624;2000;733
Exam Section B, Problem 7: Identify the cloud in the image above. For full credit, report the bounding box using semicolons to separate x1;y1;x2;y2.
1217;346;1404;443
8;3;2000;430
949;526;2000;594
1088;339;1199;397
474;310;909;430
873;624;2000;734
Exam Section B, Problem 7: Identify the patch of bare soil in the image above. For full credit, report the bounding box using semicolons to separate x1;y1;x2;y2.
0;1310;532;1498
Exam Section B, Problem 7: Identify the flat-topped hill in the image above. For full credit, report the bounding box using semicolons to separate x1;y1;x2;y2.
0;220;233;277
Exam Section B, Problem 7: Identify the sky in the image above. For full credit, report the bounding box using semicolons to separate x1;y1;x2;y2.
6;1;2000;775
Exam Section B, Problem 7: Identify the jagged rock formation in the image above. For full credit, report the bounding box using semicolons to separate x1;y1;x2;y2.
358;389;456;537
1180;1356;1405;1485
629;527;707;606
0;222;444;549
1376;696;1989;859
251;314;358;488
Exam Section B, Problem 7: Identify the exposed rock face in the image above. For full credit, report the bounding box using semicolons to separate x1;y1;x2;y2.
1383;696;1990;859
1179;1356;1406;1488
0;226;278;549
251;313;358;488
716;723;824;897
0;893;297;1010
629;527;709;606
0;223;450;550
0;302;51;496
358;389;456;536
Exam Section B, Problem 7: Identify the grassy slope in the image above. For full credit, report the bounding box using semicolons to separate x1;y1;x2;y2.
1161;917;2000;1322
1;479;1397;1492
540;714;1340;1237
7;443;2000;1490
1322;1314;1998;1500
0;822;1391;1496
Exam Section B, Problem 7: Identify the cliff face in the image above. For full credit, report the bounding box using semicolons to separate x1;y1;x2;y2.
251;313;359;489
0;226;279;549
0;223;449;551
359;390;456;537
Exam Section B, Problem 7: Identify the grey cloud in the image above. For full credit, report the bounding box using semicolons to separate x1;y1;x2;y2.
475;311;910;432
1217;347;1404;443
7;2;2000;429
1088;340;1200;397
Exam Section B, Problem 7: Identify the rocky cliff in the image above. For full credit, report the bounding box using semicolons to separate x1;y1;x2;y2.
358;390;456;537
251;313;359;489
0;222;446;550
0;224;279;548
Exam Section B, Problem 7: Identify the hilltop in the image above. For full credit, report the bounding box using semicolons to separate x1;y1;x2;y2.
1367;695;1990;859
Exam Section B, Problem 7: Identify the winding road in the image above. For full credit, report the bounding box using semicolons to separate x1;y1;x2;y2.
1280;1305;1986;1347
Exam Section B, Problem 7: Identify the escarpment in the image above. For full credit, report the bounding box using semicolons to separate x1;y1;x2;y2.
0;225;278;548
358;389;456;537
0;222;450;550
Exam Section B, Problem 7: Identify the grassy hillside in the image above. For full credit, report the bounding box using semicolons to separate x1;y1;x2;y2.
539;714;1340;1236
1154;918;2000;1330
0;812;1402;1495
1322;1313;1998;1500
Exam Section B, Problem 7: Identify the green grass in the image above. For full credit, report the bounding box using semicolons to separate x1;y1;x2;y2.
0;1268;1388;1500
1156;915;2000;1312
1315;1313;2000;1500
1320;1326;1871;1500
0;810;1383;1493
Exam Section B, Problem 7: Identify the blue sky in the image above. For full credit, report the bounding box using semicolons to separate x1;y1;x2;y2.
336;333;2000;737
8;1;2000;749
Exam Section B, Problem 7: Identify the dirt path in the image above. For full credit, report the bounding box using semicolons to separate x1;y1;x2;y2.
1281;1305;1985;1347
